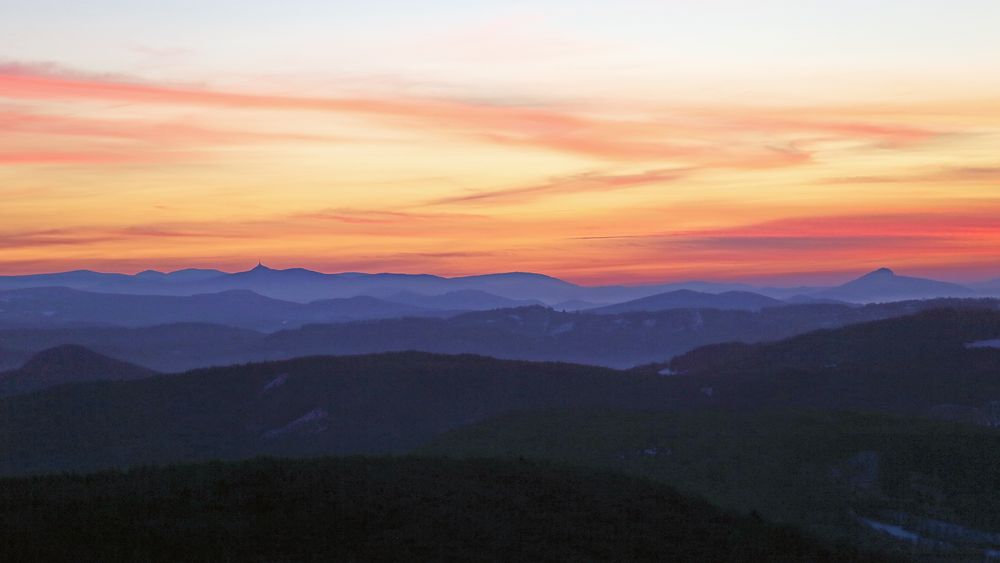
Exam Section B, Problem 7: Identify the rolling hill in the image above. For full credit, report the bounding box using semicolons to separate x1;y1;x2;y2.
5;304;1000;474
0;345;156;396
250;300;1000;368
2;299;998;373
381;289;542;310
0;323;262;372
0;352;677;476
646;307;1000;418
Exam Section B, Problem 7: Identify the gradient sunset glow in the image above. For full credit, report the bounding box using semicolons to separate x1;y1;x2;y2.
3;1;1000;284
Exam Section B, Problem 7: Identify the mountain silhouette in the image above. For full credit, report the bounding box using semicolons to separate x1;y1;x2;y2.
0;287;445;331
814;268;975;303
0;264;994;311
0;345;156;396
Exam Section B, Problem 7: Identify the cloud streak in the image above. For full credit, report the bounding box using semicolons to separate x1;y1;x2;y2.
429;168;690;205
0;110;333;145
826;165;1000;185
0;150;189;165
0;62;945;167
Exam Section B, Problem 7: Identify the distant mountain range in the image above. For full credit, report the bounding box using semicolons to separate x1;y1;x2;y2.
2;264;996;305
0;267;995;339
0;286;448;331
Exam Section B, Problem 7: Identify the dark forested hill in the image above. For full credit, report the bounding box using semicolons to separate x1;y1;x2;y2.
0;352;679;476
421;409;1000;559
0;456;873;563
647;307;1000;418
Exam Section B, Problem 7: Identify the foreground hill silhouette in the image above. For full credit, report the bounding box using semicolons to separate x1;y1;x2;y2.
421;410;1000;558
0;352;675;476
0;345;155;396
0;456;875;563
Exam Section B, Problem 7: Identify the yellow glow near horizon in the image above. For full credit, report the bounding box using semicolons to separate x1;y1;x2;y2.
3;1;1000;284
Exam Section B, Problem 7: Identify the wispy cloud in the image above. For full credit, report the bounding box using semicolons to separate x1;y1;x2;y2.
0;61;946;167
826;165;1000;184
0;225;254;249
0;109;343;166
0;150;190;165
294;208;486;224
429;168;690;205
569;211;1000;276
0;110;334;145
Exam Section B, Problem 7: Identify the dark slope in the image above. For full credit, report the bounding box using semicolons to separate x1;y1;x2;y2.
0;457;870;563
0;345;156;396
648;307;1000;417
0;352;678;476
421;409;1000;558
589;289;784;313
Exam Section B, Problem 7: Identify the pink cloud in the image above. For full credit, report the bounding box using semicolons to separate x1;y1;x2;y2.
0;150;185;165
295;208;486;224
0;110;333;145
0;62;942;167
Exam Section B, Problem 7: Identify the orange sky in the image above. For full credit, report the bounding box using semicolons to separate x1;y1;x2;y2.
3;2;1000;284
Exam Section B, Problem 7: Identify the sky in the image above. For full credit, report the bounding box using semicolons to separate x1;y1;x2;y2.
2;0;1000;285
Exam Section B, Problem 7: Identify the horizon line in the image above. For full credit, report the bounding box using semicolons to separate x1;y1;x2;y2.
1;263;996;289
